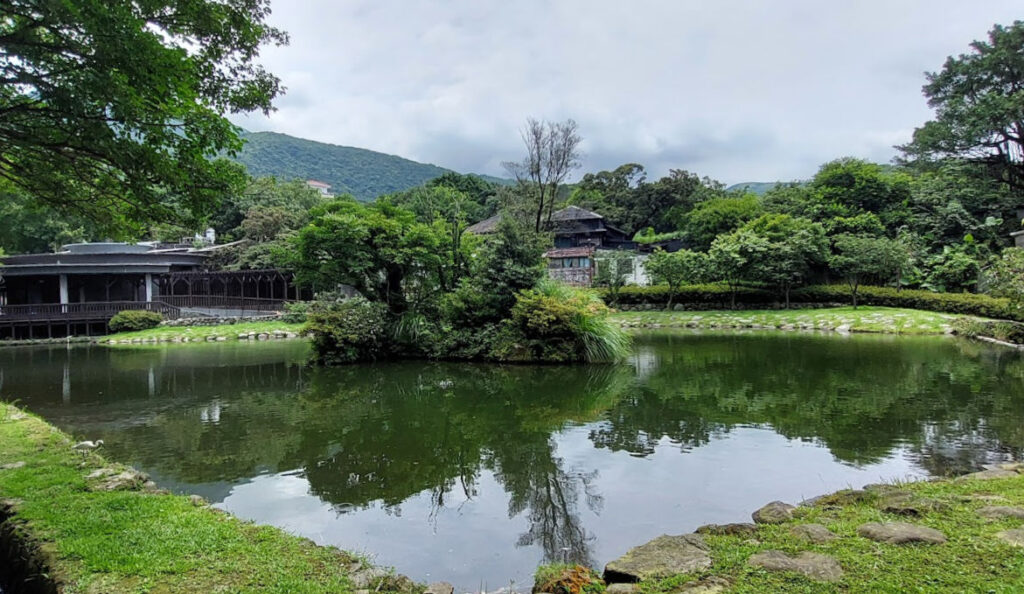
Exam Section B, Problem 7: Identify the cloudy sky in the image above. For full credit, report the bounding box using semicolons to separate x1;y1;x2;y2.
232;1;1022;185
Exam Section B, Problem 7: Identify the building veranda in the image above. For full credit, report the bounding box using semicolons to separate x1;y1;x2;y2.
0;242;304;340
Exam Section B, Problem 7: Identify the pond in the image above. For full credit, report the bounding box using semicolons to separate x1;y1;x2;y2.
2;332;1024;590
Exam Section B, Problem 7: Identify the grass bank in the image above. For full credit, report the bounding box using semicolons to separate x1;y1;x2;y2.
611;306;965;335
0;402;416;594
101;320;305;344
537;468;1024;593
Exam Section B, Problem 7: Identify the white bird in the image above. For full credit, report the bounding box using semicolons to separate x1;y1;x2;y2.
72;440;104;455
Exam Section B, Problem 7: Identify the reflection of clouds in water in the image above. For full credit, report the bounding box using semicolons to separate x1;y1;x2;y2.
629;345;658;381
199;399;222;424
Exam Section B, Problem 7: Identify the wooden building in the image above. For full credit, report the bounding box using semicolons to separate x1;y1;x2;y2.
0;243;301;340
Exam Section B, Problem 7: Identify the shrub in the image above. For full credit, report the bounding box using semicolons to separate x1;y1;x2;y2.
304;297;391;365
280;300;312;324
491;280;631;363
598;283;1024;321
108;310;163;333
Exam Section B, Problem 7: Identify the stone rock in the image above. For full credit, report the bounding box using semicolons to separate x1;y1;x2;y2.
958;468;1019;480
257;333;269;340
752;501;795;524
674;576;731;593
996;528;1024;547
188;494;207;507
856;522;946;544
983;462;1024;473
958;494;1009;504
215;336;227;342
808;489;872;508
603;533;711;582
877;493;946;517
863;483;903;495
748;550;843;582
85;468;117;479
605;584;638;594
977;505;1024;520
349;567;389;589
696;522;758;537
0;461;25;470
790;523;838;544
238;334;248;340
91;470;149;492
424;582;454;594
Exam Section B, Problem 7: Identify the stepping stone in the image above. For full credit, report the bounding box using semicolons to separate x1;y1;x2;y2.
857;522;946;544
791;523;838;544
877;493;946;517
996;528;1024;547
605;585;638;594
604;534;712;582
752;501;795;524
696;522;758;537
748;550;843;582
978;505;1024;520
424;582;454;594
0;461;25;470
808;489;871;507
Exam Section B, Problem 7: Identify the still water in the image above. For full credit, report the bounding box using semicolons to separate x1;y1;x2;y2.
3;333;1024;590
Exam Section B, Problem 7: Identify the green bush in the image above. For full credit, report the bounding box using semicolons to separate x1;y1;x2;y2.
280;300;311;324
600;283;1023;321
491;281;631;363
304;297;391;365
108;310;163;333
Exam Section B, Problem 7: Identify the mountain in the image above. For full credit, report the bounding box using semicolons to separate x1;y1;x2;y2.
726;182;782;195
234;131;503;200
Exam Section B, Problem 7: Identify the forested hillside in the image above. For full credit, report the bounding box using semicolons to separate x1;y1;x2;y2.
234;131;453;200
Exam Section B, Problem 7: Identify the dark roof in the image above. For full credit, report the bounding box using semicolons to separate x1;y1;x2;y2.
543;246;595;258
549;205;603;222
465;214;503;234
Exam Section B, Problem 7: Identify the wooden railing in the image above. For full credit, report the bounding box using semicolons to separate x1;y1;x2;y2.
0;301;181;322
160;295;287;312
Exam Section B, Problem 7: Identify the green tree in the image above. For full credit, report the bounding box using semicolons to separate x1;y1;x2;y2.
503;118;582;232
645;249;709;309
740;214;828;307
594;250;636;306
899;21;1024;193
289;199;443;313
708;230;770;308
210;177;325;241
923;244;981;292
829;234;898;307
0;0;286;233
681;194;763;250
987;248;1024;307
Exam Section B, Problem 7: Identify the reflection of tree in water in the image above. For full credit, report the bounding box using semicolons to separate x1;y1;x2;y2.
14;334;1024;562
594;333;1024;474
493;436;602;567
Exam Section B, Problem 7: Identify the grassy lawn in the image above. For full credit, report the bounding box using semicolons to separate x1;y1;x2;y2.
0;403;413;593
644;472;1024;592
611;306;965;335
102;320;305;343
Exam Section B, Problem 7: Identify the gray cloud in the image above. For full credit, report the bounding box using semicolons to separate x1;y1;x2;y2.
231;0;1022;184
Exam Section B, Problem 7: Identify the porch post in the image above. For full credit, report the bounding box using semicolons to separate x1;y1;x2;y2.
145;273;153;303
59;274;69;312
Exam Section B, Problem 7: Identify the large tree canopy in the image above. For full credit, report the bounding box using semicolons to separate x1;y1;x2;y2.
0;0;286;234
900;21;1024;194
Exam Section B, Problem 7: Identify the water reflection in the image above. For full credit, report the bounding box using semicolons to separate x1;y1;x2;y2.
3;334;1024;587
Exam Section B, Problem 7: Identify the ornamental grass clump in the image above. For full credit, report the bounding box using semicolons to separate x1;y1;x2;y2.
492;279;631;363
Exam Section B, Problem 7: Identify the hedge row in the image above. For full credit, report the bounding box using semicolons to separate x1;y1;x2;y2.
598;284;1023;322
